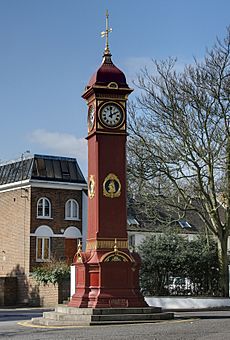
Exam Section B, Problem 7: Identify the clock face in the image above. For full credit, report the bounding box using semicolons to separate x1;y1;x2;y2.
88;105;95;131
100;103;124;128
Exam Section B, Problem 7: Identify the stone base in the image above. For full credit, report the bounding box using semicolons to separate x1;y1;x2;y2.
31;305;174;326
68;249;147;308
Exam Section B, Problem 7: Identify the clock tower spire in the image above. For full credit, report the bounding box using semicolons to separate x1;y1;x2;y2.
68;11;147;309
101;9;112;56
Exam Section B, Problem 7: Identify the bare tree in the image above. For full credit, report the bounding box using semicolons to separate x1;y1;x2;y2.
128;27;230;297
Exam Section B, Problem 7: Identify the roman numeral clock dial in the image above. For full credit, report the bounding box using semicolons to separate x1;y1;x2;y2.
99;103;124;128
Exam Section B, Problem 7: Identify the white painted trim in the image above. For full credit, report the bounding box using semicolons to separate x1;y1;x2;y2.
36;236;51;262
34;225;54;237
65;199;80;220
37;197;52;219
0;180;31;193
31;226;82;238
145;296;230;309
29;179;88;191
64;226;82;238
70;265;76;298
30;233;65;238
64;218;81;221
0;179;87;193
82;191;88;252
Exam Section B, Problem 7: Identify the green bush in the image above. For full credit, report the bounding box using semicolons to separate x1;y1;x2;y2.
32;259;70;285
138;232;220;296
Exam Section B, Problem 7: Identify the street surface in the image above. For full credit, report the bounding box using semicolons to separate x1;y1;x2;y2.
1;309;230;339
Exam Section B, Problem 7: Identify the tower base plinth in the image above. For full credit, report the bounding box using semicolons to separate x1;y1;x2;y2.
68;248;147;308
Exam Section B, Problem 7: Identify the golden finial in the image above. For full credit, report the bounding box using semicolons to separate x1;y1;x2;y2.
77;239;82;253
75;239;82;263
114;238;118;253
101;9;112;55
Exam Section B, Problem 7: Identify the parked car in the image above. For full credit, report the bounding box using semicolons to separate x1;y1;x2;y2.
168;276;194;295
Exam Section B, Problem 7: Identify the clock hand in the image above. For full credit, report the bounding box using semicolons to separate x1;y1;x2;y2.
110;110;119;117
109;107;113;118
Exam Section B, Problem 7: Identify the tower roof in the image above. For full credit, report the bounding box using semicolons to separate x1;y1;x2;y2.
87;10;129;89
87;53;129;88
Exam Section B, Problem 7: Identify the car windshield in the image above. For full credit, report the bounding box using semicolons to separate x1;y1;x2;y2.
174;277;185;285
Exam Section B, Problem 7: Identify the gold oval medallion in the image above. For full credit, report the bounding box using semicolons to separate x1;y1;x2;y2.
88;175;95;199
103;173;121;198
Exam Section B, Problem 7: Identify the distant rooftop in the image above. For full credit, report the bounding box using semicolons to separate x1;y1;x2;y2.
0;154;86;185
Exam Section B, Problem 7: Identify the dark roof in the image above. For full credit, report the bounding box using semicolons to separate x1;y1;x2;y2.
127;198;208;234
88;53;128;88
0;154;86;185
127;212;202;234
127;195;227;236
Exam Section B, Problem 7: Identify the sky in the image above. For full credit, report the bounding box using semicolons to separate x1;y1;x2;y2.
0;0;230;177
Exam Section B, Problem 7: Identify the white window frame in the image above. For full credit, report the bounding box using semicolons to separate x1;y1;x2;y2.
128;234;136;248
65;199;80;221
37;197;51;219
36;236;51;262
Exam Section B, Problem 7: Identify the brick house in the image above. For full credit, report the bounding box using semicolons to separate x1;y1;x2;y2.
0;154;87;305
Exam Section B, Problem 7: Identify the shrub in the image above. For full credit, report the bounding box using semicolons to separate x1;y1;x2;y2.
138;232;220;296
32;259;70;285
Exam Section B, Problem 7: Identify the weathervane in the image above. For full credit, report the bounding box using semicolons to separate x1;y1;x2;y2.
101;9;112;54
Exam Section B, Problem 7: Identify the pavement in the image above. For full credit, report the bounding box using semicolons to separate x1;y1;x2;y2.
1;306;230;321
0;307;53;313
0;307;53;320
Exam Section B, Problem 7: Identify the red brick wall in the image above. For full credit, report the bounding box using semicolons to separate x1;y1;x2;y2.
30;187;82;234
30;237;66;270
30;187;82;270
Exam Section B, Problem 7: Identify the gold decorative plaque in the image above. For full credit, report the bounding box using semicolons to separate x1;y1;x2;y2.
88;175;95;199
86;239;128;251
103;173;121;198
104;253;128;262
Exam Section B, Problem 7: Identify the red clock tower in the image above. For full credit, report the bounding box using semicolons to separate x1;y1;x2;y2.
69;12;147;308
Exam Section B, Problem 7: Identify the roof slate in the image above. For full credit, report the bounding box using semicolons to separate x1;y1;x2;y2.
0;154;86;185
127;198;217;235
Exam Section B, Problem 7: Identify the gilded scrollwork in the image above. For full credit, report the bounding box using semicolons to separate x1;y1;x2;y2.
86;239;128;251
74;240;83;263
101;238;134;263
88;175;95;199
103;173;121;198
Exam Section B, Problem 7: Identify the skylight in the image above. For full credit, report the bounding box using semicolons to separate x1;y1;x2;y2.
178;220;192;228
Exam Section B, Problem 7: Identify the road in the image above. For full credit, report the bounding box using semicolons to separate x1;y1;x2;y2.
1;309;230;339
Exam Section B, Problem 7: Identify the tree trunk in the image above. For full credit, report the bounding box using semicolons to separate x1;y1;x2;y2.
217;236;229;297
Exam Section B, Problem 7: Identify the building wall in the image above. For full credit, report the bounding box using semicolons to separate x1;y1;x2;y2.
30;279;58;307
30;187;83;234
128;230;230;252
30;187;83;270
0;184;84;305
28;276;70;307
0;187;31;303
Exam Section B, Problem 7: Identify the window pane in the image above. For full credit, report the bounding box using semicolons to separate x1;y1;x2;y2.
43;238;50;259
72;201;78;218
36;159;46;177
66;201;71;218
37;238;42;259
37;200;43;216
45;159;54;178
44;199;50;217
